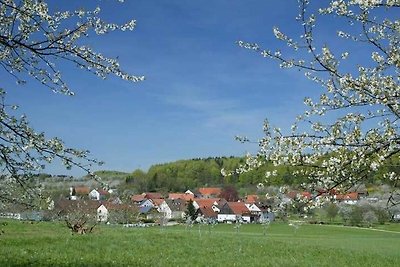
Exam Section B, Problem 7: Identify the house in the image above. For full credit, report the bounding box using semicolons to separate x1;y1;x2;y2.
89;189;100;200
193;198;224;222
193;198;225;211
97;204;108;222
217;202;251;223
139;205;158;220
198;187;222;198
197;205;218;222
152;198;172;219
245;203;262;222
69;186;90;200
139;199;154;208
253;201;275;223
166;199;187;219
89;188;110;201
348;184;369;198
334;192;359;205
193;198;226;222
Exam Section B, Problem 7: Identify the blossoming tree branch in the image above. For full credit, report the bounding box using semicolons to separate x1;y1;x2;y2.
235;0;399;208
0;0;143;206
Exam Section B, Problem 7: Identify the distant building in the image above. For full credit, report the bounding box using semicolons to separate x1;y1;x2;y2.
198;187;222;198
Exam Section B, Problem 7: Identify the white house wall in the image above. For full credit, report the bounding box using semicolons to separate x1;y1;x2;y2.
97;205;108;222
89;190;100;200
157;202;172;219
217;214;237;222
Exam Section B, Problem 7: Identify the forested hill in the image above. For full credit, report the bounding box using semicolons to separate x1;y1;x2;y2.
85;154;397;193
112;156;307;193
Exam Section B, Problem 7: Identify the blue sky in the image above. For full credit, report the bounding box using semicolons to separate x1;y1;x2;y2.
5;0;330;176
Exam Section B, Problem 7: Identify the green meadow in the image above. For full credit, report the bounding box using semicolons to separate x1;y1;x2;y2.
1;220;399;266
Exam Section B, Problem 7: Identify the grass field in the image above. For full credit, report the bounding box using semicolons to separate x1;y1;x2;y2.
1;220;399;266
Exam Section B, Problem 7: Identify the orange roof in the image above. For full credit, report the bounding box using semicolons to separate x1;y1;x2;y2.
143;192;163;200
152;198;165;206
198;187;221;196
335;192;359;201
168;193;194;201
194;198;221;208
74;186;90;195
246;194;259;203
131;194;145;202
198;205;217;218
227;202;250;215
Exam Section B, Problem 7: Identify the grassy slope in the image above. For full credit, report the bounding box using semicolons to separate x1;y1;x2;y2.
1;221;399;266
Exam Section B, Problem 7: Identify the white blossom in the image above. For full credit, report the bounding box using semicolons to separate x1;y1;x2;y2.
0;0;142;206
237;0;400;208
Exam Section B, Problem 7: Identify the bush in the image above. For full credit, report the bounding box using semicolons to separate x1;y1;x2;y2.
363;211;378;227
338;204;352;225
374;207;390;225
349;206;363;226
324;203;339;223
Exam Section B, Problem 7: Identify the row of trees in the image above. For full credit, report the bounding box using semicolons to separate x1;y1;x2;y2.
324;202;391;227
120;156;396;194
121;157;309;193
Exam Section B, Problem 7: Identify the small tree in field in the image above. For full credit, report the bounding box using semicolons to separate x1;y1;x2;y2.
0;1;144;206
363;210;378;227
235;0;400;208
350;206;363;226
339;204;352;225
55;200;99;234
325;202;339;223
374;206;390;224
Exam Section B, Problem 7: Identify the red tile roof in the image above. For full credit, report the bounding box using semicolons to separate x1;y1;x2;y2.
198;187;222;196
74;186;90;195
151;198;165;207
194;198;221;208
131;194;146;202
143;192;163;200
198;205;217;218
335;192;359;201
168;193;194;201
245;194;259;204
227;202;250;215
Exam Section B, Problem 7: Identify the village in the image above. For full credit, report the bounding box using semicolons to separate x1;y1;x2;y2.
28;185;372;226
